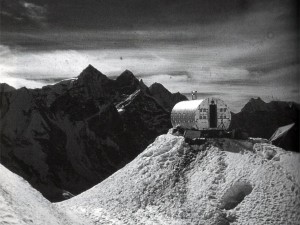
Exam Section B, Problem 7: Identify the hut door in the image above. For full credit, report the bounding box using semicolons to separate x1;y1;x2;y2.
209;101;217;128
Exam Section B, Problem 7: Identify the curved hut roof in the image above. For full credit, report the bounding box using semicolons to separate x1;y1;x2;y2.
171;99;204;113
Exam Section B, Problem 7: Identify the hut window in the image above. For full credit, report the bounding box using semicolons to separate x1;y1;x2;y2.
220;108;223;112
200;116;202;119
203;116;206;119
224;108;227;112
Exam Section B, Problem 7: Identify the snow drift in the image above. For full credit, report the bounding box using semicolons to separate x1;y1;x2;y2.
58;133;300;225
0;164;83;225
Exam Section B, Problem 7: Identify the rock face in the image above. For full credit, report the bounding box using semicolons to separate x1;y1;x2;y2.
240;97;269;113
230;98;300;152
0;83;16;92
0;65;186;201
58;133;300;225
149;82;187;111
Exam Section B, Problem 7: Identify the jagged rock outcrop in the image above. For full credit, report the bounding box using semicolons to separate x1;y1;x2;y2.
240;97;268;112
0;83;15;93
116;70;140;94
149;82;187;111
0;65;186;201
230;98;299;152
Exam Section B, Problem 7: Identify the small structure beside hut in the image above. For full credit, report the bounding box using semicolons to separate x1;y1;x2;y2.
269;123;299;151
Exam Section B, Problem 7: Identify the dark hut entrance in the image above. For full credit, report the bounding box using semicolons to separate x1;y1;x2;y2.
209;100;217;128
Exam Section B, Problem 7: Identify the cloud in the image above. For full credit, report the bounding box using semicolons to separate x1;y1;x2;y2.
0;76;47;89
14;0;258;30
1;0;297;34
1;37;298;104
0;0;298;111
23;2;47;25
0;0;47;29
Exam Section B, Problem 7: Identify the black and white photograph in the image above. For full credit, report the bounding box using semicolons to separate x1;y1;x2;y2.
0;0;299;224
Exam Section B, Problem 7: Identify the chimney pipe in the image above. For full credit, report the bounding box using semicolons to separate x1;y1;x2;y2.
191;91;197;100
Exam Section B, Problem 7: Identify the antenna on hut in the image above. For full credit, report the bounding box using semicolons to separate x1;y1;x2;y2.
191;91;197;100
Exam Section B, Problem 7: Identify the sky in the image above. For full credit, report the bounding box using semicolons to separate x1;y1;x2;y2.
0;0;299;111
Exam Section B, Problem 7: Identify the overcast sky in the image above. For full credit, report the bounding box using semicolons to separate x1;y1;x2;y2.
0;0;299;111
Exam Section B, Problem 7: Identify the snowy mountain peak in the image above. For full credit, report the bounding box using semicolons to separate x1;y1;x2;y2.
0;65;187;201
116;70;139;91
250;97;263;102
149;82;187;111
82;64;100;73
138;79;149;92
118;69;135;79
149;82;171;94
241;97;267;112
77;64;108;81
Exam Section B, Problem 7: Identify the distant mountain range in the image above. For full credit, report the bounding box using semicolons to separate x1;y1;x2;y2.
230;97;299;151
0;65;187;201
0;66;299;202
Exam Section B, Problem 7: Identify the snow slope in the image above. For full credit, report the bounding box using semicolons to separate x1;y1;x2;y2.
58;133;300;225
0;164;83;225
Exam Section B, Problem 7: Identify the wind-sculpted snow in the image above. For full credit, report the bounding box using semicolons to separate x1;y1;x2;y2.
58;133;300;225
0;164;83;225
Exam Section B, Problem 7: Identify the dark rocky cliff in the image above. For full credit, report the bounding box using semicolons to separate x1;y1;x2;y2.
0;65;187;201
230;98;299;151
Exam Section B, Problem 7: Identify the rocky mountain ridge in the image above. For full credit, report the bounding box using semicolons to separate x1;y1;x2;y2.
1;66;299;204
0;65;187;201
148;82;187;112
230;97;299;152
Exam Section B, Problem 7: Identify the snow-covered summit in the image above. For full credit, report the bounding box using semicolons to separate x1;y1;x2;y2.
58;133;300;225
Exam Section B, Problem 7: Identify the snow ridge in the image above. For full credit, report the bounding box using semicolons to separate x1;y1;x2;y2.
58;134;300;225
